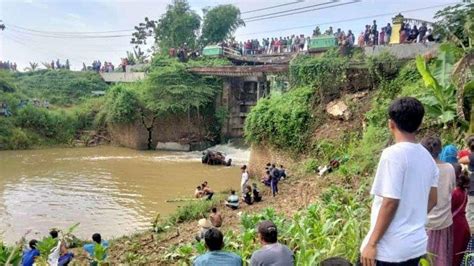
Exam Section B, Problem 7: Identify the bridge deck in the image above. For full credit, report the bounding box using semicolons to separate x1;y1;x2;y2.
189;65;289;77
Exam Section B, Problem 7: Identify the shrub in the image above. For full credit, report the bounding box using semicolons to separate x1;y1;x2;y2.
102;84;141;124
15;106;76;143
289;54;349;103
168;199;218;224
244;86;315;153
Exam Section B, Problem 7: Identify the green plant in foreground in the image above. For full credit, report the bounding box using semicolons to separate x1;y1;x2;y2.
0;241;22;265
165;186;370;265
416;47;458;126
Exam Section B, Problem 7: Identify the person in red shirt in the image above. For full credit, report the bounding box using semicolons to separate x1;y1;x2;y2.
451;163;470;266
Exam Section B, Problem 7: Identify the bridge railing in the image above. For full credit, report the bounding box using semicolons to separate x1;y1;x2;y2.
222;47;242;57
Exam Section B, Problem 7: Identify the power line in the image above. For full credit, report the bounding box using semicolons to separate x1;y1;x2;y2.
242;0;337;20
5;23;134;35
237;2;457;36
244;0;361;22
7;28;131;39
241;0;305;14
3;32;96;62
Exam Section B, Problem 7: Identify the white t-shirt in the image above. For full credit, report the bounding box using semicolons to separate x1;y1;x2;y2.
241;171;249;188
360;142;439;263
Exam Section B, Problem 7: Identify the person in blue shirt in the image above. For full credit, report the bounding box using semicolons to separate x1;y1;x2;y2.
225;190;239;210
83;233;109;261
22;239;40;266
193;228;242;266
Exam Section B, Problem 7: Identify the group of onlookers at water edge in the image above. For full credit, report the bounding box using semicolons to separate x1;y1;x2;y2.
360;97;471;266
21;230;109;266
194;220;293;266
195;181;215;200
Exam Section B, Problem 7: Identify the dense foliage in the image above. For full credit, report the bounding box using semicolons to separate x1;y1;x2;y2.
132;0;245;52
200;5;245;46
244;86;314;152
0;70;107;149
433;2;473;50
14;70;108;106
102;84;141;124
144;57;221;114
290;52;349;103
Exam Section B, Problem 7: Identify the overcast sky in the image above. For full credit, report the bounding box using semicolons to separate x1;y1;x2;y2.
0;0;459;70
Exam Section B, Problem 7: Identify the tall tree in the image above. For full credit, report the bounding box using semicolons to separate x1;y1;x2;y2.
433;2;473;50
155;0;200;52
200;5;245;46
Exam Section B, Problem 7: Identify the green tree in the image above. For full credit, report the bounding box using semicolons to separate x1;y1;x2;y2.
143;58;220;116
433;2;474;50
200;5;244;46
24;62;38;72
154;0;201;52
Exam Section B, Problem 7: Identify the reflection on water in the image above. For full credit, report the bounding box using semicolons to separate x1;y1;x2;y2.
0;145;246;243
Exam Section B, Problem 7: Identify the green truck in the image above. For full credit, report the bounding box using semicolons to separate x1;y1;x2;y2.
308;35;337;52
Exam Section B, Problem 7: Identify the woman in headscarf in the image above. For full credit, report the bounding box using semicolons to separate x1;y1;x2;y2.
440;144;458;164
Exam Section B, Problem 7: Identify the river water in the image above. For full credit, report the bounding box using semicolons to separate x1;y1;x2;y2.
0;144;248;244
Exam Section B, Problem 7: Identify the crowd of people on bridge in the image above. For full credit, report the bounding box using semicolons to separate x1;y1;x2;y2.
217;17;439;57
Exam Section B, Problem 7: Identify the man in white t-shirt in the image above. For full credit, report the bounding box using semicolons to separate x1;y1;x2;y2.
360;97;439;266
241;165;249;196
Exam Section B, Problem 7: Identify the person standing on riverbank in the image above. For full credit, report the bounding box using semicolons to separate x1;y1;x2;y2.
193;228;242;266
360;97;439;266
241;165;249;196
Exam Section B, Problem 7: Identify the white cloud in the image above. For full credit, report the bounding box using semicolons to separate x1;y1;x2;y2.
66;13;81;20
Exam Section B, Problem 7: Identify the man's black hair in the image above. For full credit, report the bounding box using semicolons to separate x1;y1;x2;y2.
197;186;201;190
92;233;102;244
204;228;224;251
50;230;58;239
230;190;235;195
258;220;278;244
212;207;217;213
388;97;424;133
421;136;442;159
29;239;38;249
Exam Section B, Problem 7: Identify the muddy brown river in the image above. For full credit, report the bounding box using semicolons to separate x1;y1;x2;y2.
0;145;247;243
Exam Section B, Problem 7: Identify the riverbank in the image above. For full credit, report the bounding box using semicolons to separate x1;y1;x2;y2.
67;160;368;264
